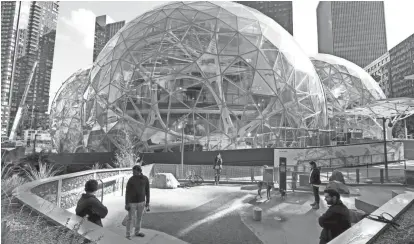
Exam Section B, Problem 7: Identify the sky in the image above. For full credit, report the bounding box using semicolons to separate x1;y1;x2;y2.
17;0;414;111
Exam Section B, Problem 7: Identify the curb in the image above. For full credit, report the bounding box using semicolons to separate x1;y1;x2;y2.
178;179;257;185
178;180;406;187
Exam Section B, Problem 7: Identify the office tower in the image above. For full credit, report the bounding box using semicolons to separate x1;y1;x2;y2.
93;15;125;62
317;1;387;68
10;1;59;134
1;1;21;138
389;34;414;98
364;52;391;97
236;1;293;35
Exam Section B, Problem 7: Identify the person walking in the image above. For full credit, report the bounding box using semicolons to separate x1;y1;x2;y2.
213;153;223;185
318;189;351;244
309;161;321;209
125;165;150;239
75;179;108;227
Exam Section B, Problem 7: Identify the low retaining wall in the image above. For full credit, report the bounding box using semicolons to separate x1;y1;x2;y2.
12;165;154;244
330;191;414;244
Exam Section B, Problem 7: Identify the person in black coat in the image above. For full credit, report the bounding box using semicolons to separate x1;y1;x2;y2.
75;179;108;227
319;189;351;244
309;161;322;209
125;165;150;239
213;153;223;185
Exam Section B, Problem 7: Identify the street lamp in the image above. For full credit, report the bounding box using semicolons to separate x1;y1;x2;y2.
382;117;393;182
177;119;187;179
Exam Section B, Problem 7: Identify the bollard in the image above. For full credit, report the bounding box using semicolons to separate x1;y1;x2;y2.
380;169;384;184
356;169;360;184
253;207;262;221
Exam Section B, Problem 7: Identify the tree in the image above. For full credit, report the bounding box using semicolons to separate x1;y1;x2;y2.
113;126;142;168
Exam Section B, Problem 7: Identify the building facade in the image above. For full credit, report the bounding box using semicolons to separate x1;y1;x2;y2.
236;1;293;35
9;1;59;137
317;1;387;68
389;34;414;98
92;15;125;62
364;52;391;97
1;1;21;137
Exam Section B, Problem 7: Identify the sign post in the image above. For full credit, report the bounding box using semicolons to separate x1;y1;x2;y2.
279;157;287;192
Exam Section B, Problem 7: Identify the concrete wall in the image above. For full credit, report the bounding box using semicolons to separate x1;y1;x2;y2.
143;148;274;166
45;141;407;170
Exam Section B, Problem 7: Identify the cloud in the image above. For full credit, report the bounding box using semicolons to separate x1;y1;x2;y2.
56;34;71;42
18;1;31;28
61;8;96;49
106;15;115;24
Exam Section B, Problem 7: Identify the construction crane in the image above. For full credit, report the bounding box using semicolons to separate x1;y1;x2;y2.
9;61;38;141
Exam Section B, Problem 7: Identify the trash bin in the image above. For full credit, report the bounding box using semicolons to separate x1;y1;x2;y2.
253;207;262;221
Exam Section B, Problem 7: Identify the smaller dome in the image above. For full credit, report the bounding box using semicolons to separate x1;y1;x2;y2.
50;67;90;153
311;53;386;115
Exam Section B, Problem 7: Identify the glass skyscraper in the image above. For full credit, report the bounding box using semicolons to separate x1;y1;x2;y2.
1;1;21;137
93;15;125;62
236;1;293;35
10;1;59;134
317;1;387;68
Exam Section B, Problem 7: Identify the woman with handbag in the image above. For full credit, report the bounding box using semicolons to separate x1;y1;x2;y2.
213;153;223;185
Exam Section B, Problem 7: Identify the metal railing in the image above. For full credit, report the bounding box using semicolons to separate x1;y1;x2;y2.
296;153;397;168
153;162;408;186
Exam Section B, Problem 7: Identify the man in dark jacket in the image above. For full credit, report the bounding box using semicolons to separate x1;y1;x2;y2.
125;165;150;239
309;161;322;209
75;179;108;227
319;189;351;244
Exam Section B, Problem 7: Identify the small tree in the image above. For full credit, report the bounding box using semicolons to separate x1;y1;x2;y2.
113;126;142;168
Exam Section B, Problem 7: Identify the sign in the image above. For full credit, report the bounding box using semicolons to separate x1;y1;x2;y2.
347;128;363;133
279;157;287;191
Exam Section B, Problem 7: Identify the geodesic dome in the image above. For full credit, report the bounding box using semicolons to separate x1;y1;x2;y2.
311;54;386;139
311;54;386;115
83;1;327;152
50;68;90;153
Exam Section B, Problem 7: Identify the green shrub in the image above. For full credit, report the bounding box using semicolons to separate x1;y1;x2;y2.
22;161;63;181
2;203;102;244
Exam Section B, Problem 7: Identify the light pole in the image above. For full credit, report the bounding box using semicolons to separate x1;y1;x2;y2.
382;117;392;182
178;120;187;179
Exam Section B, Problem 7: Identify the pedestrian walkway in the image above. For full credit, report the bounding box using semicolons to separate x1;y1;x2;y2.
240;191;357;244
67;192;190;244
66;184;409;244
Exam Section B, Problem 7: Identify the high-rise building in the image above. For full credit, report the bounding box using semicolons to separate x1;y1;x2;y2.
1;1;21;137
364;52;391;97
389;34;414;98
236;1;293;35
93;15;125;62
10;1;59;134
317;1;387;68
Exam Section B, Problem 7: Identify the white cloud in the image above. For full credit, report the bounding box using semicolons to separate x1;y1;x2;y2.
106;15;115;24
18;1;31;28
61;8;96;49
56;34;71;42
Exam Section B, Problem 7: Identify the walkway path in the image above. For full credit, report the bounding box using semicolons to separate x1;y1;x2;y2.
67;184;409;244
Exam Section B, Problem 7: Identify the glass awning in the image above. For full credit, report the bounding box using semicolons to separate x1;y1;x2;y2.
336;97;414;120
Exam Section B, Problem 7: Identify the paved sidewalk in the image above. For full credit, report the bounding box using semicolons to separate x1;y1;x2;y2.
67;190;190;244
239;191;357;244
